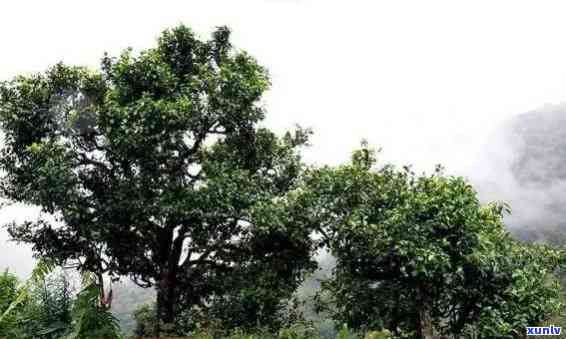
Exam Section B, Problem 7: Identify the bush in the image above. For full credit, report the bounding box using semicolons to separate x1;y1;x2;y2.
133;303;158;337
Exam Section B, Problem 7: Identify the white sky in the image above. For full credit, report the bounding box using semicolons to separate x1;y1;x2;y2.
2;0;566;276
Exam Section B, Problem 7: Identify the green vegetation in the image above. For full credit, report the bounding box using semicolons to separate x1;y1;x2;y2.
297;150;566;337
0;260;121;338
0;24;315;335
1;25;566;338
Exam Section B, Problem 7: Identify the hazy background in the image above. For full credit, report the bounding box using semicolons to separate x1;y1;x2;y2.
3;0;566;277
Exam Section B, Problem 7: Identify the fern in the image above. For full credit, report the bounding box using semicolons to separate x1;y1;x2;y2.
0;258;56;326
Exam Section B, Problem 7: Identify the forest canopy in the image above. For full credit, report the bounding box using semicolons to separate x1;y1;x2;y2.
0;25;565;339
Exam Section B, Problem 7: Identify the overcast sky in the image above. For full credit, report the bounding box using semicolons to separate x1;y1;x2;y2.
2;0;566;276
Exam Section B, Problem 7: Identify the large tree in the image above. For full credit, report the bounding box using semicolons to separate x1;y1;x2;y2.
0;25;316;333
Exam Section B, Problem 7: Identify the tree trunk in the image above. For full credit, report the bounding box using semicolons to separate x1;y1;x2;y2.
418;307;434;339
415;288;434;339
156;269;178;336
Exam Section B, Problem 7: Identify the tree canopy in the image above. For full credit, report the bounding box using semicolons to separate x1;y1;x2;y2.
0;24;317;334
300;146;565;338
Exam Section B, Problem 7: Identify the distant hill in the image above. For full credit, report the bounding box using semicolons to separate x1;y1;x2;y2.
474;103;566;244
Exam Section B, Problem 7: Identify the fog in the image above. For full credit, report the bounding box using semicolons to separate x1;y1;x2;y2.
470;103;566;241
3;0;566;277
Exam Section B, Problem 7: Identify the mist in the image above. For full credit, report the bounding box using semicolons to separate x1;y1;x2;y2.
469;103;566;242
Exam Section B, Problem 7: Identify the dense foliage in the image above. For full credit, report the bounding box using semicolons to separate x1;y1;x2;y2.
0;262;121;339
297;145;566;338
0;24;317;334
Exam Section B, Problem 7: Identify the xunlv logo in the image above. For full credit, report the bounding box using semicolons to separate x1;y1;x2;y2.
527;325;562;335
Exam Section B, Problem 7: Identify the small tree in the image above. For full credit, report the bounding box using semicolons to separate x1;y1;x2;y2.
302;145;565;338
0;24;316;333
